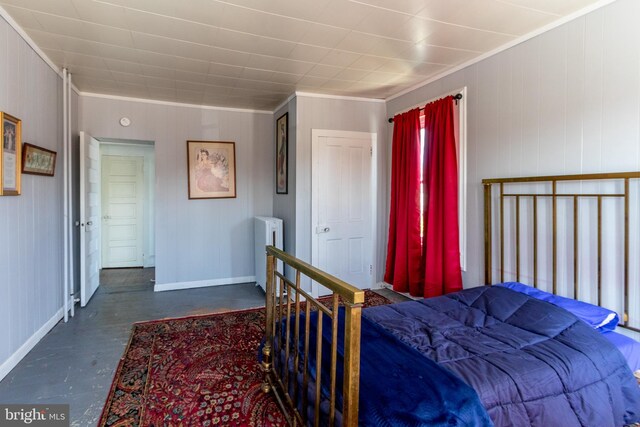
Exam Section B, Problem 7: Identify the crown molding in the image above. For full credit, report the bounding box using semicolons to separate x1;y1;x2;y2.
386;0;619;102
294;91;384;103
272;92;297;113
0;5;81;95
2;0;618;113
79;91;273;114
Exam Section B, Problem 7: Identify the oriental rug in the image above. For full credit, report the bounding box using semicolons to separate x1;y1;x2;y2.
99;290;391;426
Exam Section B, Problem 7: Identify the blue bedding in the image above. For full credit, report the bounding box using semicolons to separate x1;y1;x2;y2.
363;286;640;426
496;282;619;331
278;309;492;426
603;331;640;372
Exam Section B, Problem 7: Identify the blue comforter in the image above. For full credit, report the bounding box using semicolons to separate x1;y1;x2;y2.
278;309;492;426
363;286;640;426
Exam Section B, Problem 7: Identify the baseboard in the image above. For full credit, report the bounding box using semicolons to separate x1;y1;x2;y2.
154;276;256;292
0;307;64;382
374;281;389;289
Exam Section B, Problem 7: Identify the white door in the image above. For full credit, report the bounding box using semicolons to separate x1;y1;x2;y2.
312;130;375;295
79;132;101;307
101;155;144;268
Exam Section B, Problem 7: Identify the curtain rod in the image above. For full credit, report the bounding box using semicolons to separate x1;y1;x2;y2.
387;93;463;123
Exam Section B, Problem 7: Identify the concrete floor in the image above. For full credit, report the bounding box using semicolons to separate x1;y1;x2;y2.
0;269;405;426
0;268;267;426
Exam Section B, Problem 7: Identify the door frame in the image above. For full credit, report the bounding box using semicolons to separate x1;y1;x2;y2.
99;141;156;269
311;129;377;296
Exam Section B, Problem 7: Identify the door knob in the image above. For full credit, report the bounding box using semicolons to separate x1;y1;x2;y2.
315;226;330;234
86;221;93;226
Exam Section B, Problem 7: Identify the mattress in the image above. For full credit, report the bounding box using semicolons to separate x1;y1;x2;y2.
602;331;640;373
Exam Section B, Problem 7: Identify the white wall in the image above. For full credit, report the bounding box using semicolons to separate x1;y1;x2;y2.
0;15;67;378
273;98;296;259
386;0;640;295
79;96;273;287
295;95;388;283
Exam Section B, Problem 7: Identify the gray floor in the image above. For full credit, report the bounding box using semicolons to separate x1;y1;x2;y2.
0;270;405;426
0;268;267;426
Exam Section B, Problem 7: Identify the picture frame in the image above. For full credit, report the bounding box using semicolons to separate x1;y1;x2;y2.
22;143;57;177
1;112;22;196
187;140;237;199
275;112;288;194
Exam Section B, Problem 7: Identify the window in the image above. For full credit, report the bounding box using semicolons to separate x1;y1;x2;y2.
419;88;467;270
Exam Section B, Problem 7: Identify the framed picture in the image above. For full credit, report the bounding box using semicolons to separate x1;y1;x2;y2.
1;112;22;196
22;143;57;176
187;140;237;199
276;112;288;194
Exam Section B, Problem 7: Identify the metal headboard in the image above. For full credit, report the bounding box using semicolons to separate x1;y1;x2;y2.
483;171;640;333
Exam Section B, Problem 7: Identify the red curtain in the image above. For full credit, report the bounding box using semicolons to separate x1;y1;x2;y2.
384;108;423;295
422;96;463;297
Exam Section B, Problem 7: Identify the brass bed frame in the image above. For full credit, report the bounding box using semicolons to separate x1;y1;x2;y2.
483;171;640;333
263;171;640;426
261;247;364;426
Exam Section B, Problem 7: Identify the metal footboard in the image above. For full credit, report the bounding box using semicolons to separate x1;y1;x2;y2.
261;246;364;426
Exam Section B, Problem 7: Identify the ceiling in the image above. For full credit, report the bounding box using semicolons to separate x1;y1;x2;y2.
1;0;606;110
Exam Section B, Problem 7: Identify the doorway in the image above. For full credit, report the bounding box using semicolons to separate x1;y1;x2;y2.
311;129;377;296
79;132;155;307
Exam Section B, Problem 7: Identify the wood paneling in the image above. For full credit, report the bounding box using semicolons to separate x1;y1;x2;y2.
0;16;65;366
79;96;273;285
273;98;297;264
295;96;387;284
386;0;640;294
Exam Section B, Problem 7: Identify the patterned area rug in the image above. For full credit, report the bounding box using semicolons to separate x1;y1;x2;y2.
99;290;391;426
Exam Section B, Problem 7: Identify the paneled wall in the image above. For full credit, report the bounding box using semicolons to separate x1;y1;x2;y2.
79;96;273;286
295;95;388;283
0;16;66;376
386;0;640;297
273;98;296;258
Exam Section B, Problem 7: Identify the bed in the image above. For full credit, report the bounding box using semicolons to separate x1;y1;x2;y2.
261;172;640;426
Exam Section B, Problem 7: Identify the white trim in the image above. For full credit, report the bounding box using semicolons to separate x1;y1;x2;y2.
273;92;297;114
393;87;467;270
63;69;69;322
385;0;618;102
0;6;83;96
374;281;386;290
79;91;272;115
154;275;256;292
389;87;465;119
311;129;377;297
0;6;61;76
0;307;63;382
295;91;384;103
458;87;467;272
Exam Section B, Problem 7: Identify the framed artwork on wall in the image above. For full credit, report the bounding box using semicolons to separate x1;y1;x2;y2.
276;112;288;194
22;143;57;176
187;140;237;199
1;112;22;196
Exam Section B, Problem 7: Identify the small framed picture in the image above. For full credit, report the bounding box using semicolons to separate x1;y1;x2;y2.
22;143;57;177
1;112;22;196
187;140;237;199
276;112;288;194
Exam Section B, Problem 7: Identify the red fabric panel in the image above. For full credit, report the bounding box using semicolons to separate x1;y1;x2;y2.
384;109;423;295
422;96;463;297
